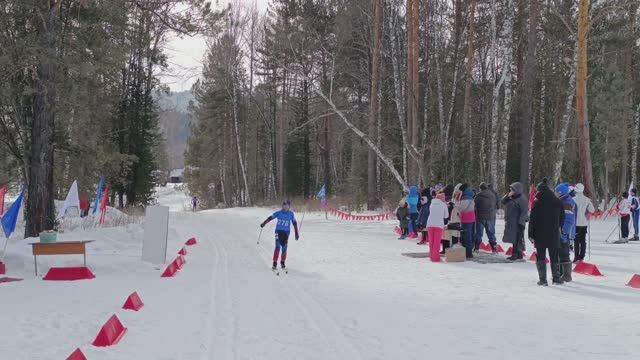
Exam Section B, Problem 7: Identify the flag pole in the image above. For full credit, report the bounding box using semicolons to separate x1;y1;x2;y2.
1;233;9;263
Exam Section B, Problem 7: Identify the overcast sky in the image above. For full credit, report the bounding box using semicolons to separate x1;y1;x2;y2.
160;0;270;92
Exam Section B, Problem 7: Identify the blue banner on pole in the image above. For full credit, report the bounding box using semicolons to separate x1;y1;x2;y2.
1;190;24;238
316;184;327;205
93;176;105;214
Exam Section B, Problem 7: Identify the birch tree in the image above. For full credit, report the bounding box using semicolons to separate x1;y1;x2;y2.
368;0;384;209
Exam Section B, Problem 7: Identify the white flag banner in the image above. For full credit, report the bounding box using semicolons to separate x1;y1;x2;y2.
57;180;80;220
629;182;635;200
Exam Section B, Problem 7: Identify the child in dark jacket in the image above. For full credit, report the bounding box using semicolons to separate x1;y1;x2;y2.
396;201;410;240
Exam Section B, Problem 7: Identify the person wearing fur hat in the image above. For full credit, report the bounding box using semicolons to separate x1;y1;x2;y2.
528;178;565;285
573;183;595;262
502;182;529;261
555;183;576;282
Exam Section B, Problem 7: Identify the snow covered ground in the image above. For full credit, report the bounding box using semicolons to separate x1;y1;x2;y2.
1;190;640;359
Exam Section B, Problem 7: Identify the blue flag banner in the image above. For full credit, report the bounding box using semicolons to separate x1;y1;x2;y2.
316;184;326;200
93;176;105;214
1;190;24;238
316;184;327;206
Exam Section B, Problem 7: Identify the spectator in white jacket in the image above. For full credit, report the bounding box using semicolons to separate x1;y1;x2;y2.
616;192;632;244
426;193;449;262
573;183;595;262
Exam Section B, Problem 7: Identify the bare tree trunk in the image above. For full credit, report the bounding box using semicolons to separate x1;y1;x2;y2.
277;71;287;196
461;0;477;156
498;0;514;191
231;73;251;205
529;78;544;181
390;2;408;181
552;55;577;185
488;0;499;187
576;0;595;197
26;0;60;237
515;0;541;189
368;0;383;209
406;0;420;183
633;105;639;184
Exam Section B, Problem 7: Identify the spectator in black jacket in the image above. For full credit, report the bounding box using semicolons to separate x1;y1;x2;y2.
474;182;498;252
528;178;565;286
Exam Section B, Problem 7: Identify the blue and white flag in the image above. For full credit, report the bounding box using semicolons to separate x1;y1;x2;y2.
1;190;24;238
316;184;326;199
316;184;327;205
93;176;105;214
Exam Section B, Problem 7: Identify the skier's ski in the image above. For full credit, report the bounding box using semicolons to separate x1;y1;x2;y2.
272;267;280;276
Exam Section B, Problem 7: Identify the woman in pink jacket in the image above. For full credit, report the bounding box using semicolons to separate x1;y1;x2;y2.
427;193;450;262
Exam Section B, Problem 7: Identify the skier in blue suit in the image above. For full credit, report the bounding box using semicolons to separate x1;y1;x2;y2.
261;200;299;271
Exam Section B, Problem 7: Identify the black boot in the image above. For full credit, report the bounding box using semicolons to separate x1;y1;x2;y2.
272;262;277;270
536;262;548;286
561;262;572;282
552;263;564;285
280;261;286;269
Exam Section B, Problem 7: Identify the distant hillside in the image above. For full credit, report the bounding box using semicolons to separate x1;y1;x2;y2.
157;90;195;169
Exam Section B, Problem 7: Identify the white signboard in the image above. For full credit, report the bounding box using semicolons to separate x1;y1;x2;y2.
142;205;169;264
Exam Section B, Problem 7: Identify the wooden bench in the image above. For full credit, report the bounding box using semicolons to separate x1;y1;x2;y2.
29;240;95;276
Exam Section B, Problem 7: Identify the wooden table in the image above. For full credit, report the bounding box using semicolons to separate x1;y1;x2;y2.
29;240;95;276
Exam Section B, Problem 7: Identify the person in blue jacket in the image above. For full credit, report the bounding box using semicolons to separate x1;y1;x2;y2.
555;183;576;282
260;200;300;270
407;186;420;235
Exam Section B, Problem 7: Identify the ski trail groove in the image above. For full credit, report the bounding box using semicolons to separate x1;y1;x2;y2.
206;236;237;360
217;238;239;360
282;276;363;360
199;232;217;360
251;238;362;360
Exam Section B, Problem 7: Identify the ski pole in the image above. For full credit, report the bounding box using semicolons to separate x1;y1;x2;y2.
298;211;306;232
256;228;263;245
588;219;591;260
604;220;619;243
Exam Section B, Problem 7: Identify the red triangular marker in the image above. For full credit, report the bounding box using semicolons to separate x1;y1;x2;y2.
122;291;144;311
66;348;87;360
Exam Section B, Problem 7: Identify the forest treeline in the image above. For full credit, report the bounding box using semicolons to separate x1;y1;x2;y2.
0;0;218;236
185;0;640;210
1;0;639;237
